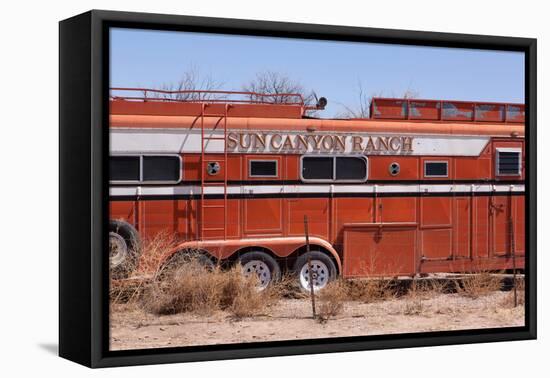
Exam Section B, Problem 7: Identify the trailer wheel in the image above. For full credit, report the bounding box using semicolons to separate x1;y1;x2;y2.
238;251;281;290
109;220;141;279
293;251;337;292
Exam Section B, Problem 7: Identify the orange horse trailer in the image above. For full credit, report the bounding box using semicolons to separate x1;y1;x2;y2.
109;88;525;290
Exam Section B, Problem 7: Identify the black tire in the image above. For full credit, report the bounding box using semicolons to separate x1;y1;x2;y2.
293;251;338;292
238;251;281;290
109;220;141;279
156;249;216;281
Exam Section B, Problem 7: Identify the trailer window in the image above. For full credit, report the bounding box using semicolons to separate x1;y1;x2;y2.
336;157;367;180
143;156;181;182
110;156;140;182
302;157;333;180
109;155;181;183
302;156;367;182
496;149;521;176
424;161;448;177
249;160;278;177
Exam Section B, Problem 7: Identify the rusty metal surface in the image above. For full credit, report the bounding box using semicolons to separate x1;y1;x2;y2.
370;97;525;123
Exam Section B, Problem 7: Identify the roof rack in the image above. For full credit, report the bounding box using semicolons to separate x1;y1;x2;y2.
370;97;525;123
110;87;307;106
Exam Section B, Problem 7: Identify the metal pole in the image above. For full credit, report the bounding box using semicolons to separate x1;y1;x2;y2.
304;215;316;319
508;186;517;307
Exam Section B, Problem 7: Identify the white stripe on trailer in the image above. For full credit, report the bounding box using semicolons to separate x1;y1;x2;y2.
110;128;491;157
492;184;524;193
109;184;525;197
330;185;375;194
283;185;333;194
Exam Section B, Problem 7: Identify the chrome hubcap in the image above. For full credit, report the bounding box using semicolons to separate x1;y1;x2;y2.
242;260;272;290
299;260;330;291
109;232;128;268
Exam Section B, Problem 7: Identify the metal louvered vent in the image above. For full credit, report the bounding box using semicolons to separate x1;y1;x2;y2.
497;150;521;176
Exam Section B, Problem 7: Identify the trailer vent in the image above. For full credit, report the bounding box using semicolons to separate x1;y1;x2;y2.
497;149;521;176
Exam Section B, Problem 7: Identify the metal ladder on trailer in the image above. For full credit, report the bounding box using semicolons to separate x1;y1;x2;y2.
199;103;229;240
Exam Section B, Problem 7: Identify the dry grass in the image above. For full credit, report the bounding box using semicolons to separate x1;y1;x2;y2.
142;258;275;318
500;277;525;308
221;267;274;318
317;280;347;323
409;278;449;298
136;231;179;274
268;273;309;299
347;278;397;303
109;229;521;329
403;300;424;315
396;278;451;315
110;277;150;305
456;272;503;299
110;235;519;323
112;271;515;316
402;279;425;316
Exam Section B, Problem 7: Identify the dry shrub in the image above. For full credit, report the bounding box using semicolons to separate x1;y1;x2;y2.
500;277;525;308
348;278;397;303
269;273;308;299
338;276;448;305
143;260;221;315
136;231;179;274
415;279;448;297
317;280;347;323
221;267;275;318
142;258;274;318
403;300;424;316
456;272;503;299
110;277;149;304
402;279;425;316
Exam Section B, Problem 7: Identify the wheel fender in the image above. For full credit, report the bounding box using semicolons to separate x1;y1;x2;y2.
165;237;342;273
160;242;218;267
306;237;343;274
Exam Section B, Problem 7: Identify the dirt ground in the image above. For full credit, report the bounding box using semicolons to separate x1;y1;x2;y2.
110;290;524;350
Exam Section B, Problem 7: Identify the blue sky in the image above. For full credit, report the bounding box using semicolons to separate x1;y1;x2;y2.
110;28;524;118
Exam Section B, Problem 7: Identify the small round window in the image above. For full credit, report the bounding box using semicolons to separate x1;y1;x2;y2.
389;162;400;176
207;162;221;175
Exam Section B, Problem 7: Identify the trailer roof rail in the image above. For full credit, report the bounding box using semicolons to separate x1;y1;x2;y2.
370;97;525;123
110;87;309;107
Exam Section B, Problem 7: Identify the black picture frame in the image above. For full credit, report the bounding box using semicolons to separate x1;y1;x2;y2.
59;9;537;368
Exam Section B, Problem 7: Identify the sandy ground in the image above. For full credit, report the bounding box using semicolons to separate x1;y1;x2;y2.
110;291;524;350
